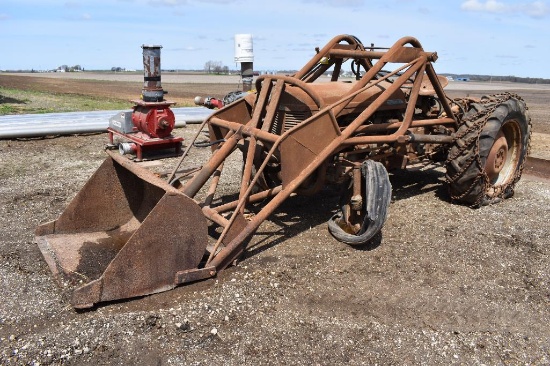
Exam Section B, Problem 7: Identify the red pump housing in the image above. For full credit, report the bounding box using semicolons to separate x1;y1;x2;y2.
132;102;176;138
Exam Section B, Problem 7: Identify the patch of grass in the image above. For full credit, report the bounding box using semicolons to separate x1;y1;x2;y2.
0;104;17;114
0;87;130;115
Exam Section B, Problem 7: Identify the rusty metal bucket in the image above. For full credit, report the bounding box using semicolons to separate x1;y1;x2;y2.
35;151;208;308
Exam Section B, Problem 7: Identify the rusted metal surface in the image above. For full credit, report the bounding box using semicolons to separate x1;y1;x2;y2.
183;33;461;271
35;151;209;308
37;34;536;307
141;45;164;102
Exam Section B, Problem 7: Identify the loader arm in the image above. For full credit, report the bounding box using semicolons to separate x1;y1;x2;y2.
179;37;458;271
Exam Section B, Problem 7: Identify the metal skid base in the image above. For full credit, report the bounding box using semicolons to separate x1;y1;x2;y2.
108;127;183;161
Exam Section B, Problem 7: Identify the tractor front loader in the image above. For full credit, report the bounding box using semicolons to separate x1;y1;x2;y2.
35;35;531;308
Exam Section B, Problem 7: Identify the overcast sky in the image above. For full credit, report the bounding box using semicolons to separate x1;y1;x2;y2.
1;0;549;78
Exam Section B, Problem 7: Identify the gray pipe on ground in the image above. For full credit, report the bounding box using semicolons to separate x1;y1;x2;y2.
0;108;211;139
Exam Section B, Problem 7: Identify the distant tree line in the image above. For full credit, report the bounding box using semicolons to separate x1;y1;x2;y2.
204;61;229;75
57;65;83;72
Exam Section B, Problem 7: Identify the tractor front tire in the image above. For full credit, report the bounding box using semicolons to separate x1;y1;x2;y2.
328;160;391;245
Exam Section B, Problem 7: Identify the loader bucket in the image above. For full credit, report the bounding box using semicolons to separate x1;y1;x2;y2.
35;151;208;308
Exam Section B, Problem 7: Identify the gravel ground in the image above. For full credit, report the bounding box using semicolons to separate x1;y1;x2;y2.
0;78;549;365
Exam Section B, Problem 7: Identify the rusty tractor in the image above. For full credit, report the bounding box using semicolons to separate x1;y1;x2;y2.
35;34;531;308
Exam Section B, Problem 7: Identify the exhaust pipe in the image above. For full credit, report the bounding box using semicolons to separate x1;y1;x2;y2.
141;45;165;102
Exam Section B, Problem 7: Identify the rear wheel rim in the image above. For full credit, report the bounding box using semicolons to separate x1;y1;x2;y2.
485;131;508;182
485;120;522;193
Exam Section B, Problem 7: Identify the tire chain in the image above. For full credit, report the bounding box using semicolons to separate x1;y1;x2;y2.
445;92;530;207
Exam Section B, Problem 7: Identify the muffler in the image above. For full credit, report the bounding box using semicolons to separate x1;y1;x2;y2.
35;150;210;308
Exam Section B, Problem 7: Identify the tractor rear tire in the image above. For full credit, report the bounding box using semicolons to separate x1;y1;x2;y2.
446;95;531;206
